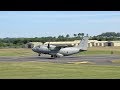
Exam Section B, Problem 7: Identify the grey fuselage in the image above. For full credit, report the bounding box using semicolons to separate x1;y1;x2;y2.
32;45;80;56
32;36;88;57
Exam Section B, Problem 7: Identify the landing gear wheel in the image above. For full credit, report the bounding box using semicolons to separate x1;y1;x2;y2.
53;55;57;58
38;54;41;56
51;55;57;58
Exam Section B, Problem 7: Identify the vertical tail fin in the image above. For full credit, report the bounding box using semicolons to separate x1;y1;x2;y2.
76;36;89;51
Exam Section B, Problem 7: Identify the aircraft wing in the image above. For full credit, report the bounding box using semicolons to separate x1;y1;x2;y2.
55;45;68;47
49;44;69;48
54;45;69;50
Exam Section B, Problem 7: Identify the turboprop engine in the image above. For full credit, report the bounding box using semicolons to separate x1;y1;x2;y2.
47;44;56;50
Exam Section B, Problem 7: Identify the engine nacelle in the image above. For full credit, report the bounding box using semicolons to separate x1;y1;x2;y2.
56;53;63;57
48;45;56;50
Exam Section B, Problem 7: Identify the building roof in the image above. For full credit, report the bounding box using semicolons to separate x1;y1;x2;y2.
108;41;120;43
28;42;43;45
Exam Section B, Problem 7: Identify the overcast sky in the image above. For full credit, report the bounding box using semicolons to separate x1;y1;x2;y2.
0;11;120;38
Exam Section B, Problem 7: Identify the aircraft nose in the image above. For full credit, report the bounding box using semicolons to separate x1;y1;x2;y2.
32;47;36;52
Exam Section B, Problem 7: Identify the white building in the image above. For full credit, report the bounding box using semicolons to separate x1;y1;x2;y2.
26;40;120;48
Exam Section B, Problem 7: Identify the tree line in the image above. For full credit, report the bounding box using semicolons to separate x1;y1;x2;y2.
0;32;120;48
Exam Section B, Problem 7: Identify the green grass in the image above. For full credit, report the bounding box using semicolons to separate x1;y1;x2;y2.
0;48;36;56
0;62;120;79
76;47;120;56
0;47;120;79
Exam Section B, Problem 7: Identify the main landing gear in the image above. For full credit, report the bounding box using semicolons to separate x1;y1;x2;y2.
51;55;57;58
38;53;41;56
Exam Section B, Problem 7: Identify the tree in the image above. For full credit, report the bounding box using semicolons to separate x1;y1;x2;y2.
23;39;28;44
86;34;89;37
78;33;81;37
73;34;77;37
58;35;66;41
66;34;70;38
81;33;84;38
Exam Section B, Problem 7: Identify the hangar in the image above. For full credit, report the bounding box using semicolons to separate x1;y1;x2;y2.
91;41;107;47
104;41;120;47
26;40;120;48
45;40;120;47
44;41;75;47
44;40;97;47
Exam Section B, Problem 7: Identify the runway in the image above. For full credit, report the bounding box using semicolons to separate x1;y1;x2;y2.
0;55;120;65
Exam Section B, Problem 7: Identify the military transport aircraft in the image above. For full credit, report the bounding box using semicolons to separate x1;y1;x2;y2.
32;36;88;58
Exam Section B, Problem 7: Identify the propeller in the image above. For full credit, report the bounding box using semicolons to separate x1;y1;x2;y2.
47;43;50;49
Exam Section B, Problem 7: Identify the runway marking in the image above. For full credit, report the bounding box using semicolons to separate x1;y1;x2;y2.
68;61;95;64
